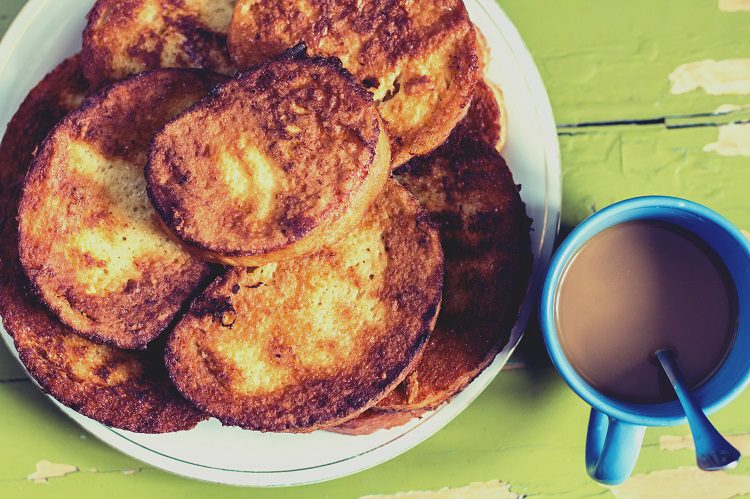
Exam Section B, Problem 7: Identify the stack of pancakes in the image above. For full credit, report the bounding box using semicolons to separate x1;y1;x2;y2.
0;0;531;434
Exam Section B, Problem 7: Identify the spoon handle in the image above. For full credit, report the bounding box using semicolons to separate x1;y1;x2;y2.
656;349;741;471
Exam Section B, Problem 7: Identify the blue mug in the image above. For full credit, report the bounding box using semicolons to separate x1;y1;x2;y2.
540;196;750;485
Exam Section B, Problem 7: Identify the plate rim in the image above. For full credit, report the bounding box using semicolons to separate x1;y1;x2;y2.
0;0;561;487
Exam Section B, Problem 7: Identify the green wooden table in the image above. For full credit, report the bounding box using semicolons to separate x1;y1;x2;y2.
2;0;750;497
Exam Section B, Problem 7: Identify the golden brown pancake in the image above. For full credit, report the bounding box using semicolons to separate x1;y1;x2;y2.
475;25;491;72
0;55;205;433
382;139;531;411
166;180;443;432
18;69;225;350
228;0;481;167
147;46;391;266
82;0;235;86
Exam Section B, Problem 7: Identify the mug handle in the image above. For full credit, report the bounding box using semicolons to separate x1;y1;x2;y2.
586;408;646;485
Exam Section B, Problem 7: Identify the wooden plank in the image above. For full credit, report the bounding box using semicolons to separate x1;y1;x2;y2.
499;0;750;124
2;370;750;498
560;123;750;231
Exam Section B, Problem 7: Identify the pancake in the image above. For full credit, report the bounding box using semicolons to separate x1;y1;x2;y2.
18;69;225;349
330;408;425;436
453;21;506;151
0;55;205;433
227;0;481;168
82;0;235;86
147;45;391;266
166;180;443;432
475;25;491;72
450;78;506;152
382;139;532;411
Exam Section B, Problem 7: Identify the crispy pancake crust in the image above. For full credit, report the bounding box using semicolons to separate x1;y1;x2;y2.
475;25;491;72
375;139;531;411
18;69;225;349
228;0;480;167
329;408;425;436
147;46;391;266
82;0;235;86
0;56;205;433
166;180;443;432
452;79;506;152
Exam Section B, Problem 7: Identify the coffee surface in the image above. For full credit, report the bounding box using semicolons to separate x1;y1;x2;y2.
556;221;736;403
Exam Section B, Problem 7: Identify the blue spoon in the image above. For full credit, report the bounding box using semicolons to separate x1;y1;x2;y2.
656;349;741;471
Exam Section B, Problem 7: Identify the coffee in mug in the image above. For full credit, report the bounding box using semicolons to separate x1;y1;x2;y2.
555;220;737;404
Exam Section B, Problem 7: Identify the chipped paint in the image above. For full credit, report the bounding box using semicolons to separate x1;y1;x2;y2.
719;0;750;12
359;480;520;499
660;434;750;454
122;469;140;476
669;59;750;95
742;229;750;240
704;123;750;156
610;466;750;498
27;460;78;483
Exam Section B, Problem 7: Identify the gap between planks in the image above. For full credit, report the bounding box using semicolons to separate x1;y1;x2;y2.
558;110;750;135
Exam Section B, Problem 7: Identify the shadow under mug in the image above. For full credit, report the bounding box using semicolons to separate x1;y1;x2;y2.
540;196;750;485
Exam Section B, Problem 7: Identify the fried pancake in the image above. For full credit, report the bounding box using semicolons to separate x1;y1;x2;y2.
329;408;425;436
475;25;491;73
82;0;235;86
0;56;204;433
374;139;531;412
228;0;481;168
147;46;390;266
18;69;226;350
456;22;506;151
451;78;507;152
166;180;443;432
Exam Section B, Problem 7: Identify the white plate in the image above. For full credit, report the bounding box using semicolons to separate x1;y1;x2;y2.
0;0;560;487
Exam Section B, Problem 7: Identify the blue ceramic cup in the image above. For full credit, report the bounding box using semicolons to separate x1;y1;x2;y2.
540;196;750;485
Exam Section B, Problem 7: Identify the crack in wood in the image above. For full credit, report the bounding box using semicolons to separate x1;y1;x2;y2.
558;113;750;135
